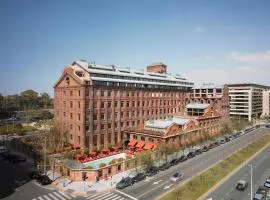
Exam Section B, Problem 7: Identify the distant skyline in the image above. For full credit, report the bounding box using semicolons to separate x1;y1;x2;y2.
1;0;270;96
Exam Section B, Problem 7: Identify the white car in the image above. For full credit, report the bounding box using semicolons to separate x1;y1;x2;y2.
264;177;270;188
170;172;184;182
0;146;8;154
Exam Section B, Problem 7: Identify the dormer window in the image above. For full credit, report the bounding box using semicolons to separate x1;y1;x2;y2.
65;77;70;86
75;71;84;77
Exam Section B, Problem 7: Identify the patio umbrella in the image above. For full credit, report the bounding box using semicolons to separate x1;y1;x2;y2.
90;152;97;156
102;148;110;153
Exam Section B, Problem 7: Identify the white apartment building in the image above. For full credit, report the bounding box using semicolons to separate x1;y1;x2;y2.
228;84;270;121
262;90;270;117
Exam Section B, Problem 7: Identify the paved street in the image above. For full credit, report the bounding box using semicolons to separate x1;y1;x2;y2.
206;140;270;200
120;128;269;200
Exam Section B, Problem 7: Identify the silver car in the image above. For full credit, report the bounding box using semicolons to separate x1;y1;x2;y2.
170;172;184;182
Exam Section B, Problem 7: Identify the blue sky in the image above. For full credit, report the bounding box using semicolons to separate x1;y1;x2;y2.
1;0;270;96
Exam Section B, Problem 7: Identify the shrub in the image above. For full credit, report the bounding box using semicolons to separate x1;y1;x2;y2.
84;166;94;169
99;163;106;168
109;159;116;165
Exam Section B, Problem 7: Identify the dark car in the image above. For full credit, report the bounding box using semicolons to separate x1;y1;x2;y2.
13;155;26;162
236;180;248;191
178;155;188;162
159;162;171;171
187;151;196;158
145;166;159;176
220;139;226;144
37;175;52;185
170;158;179;166
132;173;146;183
208;143;216;149
195;149;202;155
116;177;133;189
202;146;209;152
225;137;230;142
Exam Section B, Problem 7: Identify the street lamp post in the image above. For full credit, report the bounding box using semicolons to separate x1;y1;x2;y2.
44;136;47;175
248;164;253;200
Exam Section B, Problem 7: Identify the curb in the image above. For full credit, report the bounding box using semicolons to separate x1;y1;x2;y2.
199;140;270;200
158;132;267;200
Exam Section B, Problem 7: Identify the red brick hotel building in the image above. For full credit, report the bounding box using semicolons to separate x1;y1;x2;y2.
54;60;194;149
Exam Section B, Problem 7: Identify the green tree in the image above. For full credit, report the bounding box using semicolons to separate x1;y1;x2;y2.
140;151;153;170
20;90;39;109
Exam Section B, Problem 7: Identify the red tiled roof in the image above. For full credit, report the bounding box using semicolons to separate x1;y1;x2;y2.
143;143;154;150
136;141;145;149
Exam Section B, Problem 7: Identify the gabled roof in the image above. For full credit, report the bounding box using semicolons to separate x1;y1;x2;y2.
171;117;190;125
145;120;174;129
186;103;210;109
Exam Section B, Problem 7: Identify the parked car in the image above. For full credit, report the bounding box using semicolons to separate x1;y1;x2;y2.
208;143;216;149
145;166;159;176
170;158;179;166
159;162;171;171
202;146;209;152
0;146;8;154
187;151;196;158
170;172;184;182
236;180;248;191
116;177;133;189
132;173;146;183
225;137;230;142
195;149;202;155
220;139;226;144
254;186;268;197
264;177;270;188
253;193;266;200
178;155;188;162
37;175;52;185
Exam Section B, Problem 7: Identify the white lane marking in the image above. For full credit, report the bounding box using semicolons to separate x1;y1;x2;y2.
109;195;122;200
48;193;58;200
38;197;45;200
32;199;37;200
59;192;72;199
91;193;114;200
53;192;66;200
153;180;163;185
115;190;139;200
42;195;51;200
86;193;101;199
164;184;174;189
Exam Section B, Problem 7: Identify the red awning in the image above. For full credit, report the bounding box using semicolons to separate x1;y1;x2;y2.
129;146;136;149
136;141;145;149
128;139;137;147
143;143;154;150
112;146;120;150
136;148;144;151
89;152;97;156
102;148;109;152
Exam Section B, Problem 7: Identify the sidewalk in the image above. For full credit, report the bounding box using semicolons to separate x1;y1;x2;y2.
47;168;137;197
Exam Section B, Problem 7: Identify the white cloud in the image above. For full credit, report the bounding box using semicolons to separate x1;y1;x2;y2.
183;65;270;86
195;26;206;33
228;51;270;64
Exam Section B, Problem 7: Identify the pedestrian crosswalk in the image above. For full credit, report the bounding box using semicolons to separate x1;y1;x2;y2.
86;192;127;200
32;191;73;200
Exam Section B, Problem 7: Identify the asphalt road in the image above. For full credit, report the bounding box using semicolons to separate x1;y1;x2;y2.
206;140;270;200
121;128;269;200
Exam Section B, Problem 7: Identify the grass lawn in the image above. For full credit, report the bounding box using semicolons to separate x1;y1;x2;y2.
159;134;270;200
